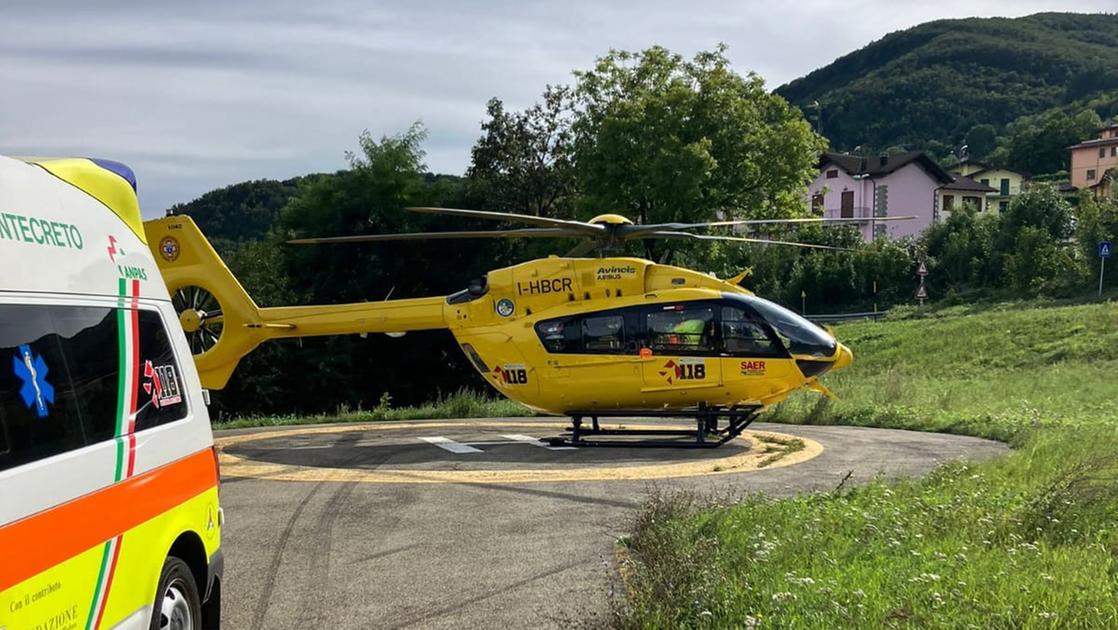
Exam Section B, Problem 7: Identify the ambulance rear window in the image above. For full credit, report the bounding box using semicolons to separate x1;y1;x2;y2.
134;311;188;430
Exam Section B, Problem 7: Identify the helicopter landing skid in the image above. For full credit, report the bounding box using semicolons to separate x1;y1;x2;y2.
545;405;762;449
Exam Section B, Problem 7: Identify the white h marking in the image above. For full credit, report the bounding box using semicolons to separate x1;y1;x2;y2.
419;436;482;454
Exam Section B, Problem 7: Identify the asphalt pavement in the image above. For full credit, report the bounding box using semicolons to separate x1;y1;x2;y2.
215;418;1007;629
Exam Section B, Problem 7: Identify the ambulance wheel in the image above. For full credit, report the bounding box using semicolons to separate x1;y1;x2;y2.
151;556;202;630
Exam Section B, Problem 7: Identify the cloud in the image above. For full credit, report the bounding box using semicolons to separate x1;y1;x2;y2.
0;1;1111;214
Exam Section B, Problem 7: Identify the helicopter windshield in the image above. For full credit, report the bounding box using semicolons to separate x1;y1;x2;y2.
725;293;837;358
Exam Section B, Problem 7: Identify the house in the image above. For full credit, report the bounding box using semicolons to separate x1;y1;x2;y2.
947;159;1029;212
937;175;997;216
1068;120;1118;197
808;151;954;240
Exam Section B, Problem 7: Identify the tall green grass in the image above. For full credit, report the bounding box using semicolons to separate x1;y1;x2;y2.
620;301;1118;628
768;302;1118;443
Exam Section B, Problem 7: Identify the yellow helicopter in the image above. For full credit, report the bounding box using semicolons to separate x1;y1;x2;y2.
144;207;901;447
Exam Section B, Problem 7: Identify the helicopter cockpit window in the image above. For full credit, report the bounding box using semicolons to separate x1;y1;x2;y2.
726;294;837;358
581;315;625;352
720;306;783;357
646;305;714;354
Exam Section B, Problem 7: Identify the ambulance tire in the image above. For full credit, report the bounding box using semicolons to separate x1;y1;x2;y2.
150;556;203;630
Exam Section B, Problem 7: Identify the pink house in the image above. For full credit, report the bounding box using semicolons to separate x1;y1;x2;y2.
807;152;955;240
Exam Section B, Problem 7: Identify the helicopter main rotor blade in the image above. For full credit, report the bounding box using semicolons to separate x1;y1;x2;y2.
288;228;588;245
621;216;917;237
564;240;603;257
640;230;853;251
405;207;607;235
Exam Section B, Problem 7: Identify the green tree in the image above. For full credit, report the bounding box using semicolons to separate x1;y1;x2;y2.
1004;109;1101;175
467;88;577;217
994;185;1084;293
1002;226;1075;293
571;45;826;258
964;124;998;160
209;125;510;415
998;184;1075;245
922;207;999;289
1074;193;1118;289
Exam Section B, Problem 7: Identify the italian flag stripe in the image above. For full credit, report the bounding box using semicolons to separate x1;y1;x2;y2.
87;278;141;629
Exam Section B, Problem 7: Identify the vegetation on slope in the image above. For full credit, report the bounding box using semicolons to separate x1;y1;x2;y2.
619;302;1118;628
777;13;1118;166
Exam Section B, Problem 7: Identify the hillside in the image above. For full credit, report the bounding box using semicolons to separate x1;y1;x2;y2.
777;12;1118;155
165;176;313;243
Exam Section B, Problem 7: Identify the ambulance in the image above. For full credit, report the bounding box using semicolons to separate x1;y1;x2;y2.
0;156;222;629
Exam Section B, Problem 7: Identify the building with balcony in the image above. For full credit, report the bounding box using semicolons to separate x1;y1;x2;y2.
808;151;954;240
947;159;1029;213
1068;120;1118;197
937;174;997;216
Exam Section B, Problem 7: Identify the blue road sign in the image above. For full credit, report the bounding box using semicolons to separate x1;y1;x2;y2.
1101;241;1112;258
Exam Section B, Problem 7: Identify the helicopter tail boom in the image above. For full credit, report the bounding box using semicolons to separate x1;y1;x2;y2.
145;215;448;390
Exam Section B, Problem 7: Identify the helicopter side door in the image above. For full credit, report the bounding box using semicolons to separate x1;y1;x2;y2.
639;302;723;392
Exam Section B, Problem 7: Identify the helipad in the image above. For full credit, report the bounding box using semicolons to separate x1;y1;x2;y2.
217;418;824;484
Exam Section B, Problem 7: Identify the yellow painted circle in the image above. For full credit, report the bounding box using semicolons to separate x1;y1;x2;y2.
216;421;823;485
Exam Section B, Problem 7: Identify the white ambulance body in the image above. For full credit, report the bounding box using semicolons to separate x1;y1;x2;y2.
0;156;223;630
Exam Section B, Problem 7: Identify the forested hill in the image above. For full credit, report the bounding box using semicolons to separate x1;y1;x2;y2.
166;176;314;243
776;12;1118;156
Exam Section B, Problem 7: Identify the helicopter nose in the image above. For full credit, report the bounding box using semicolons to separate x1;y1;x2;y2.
832;343;853;371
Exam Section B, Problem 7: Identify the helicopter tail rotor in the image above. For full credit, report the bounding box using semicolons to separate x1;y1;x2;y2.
146;215;269;389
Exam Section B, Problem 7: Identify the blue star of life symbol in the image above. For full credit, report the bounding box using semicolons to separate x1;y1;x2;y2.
13;344;55;418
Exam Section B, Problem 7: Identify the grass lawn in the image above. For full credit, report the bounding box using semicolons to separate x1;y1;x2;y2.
619;301;1118;628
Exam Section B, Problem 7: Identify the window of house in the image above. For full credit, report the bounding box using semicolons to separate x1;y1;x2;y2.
1000;178;1010;196
840;190;854;218
963;196;983;209
942;195;955;211
1112;146;1117;157
825;169;838;179
1088;169;1097;181
999;201;1008;212
1101;147;1107;158
980;178;990;186
811;193;824;215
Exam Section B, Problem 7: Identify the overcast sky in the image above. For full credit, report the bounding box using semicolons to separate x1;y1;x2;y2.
1;1;1110;215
